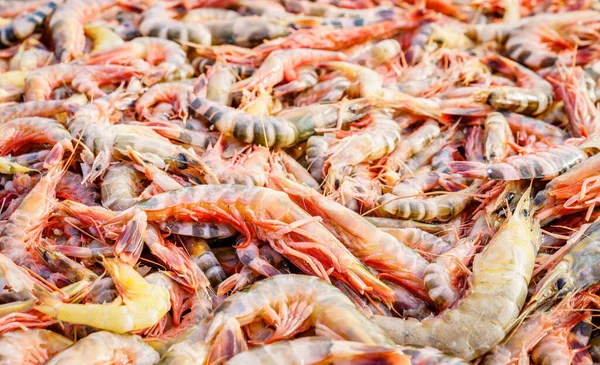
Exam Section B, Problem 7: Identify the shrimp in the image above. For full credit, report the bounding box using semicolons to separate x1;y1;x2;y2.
350;39;401;68
382;227;454;261
181;8;239;23
140;5;211;50
269;175;429;300
503;111;569;145
49;0;117;62
206;62;236;106
232;49;346;92
294;76;350;106
323;61;383;98
159;221;237;239
505;10;600;69
182;236;227;287
45;331;159;365
449;144;587;180
381;119;440;186
84;23;124;53
135;81;193;120
376;181;481;222
324;115;400;195
423;237;478;310
56;171;100;206
0;329;72;365
474;53;554;116
0;144;66;281
201;143;270;186
374;190;540;360
0;0;60;49
24;64;140;101
275;150;320;190
226;337;411;365
0;99;75;123
484;112;514;163
391;171;445;198
9;47;55;72
100;163;142;211
159;275;394;364
121;184;395;304
306;134;334;183
203;16;290;48
86;37;193;82
35;258;170;333
190;97;371;148
273;65;318;97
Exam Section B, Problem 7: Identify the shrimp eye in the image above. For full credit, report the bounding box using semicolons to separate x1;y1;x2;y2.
556;278;567;290
348;106;357;113
521;209;530;217
506;192;515;202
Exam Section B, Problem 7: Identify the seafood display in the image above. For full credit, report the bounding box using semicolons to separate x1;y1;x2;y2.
2;0;600;364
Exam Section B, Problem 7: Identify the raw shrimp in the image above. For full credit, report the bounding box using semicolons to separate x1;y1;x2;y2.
503;111;569;144
391;171;445;198
382;227;454;261
376;181;481;222
35;258;170;333
125;184;395;304
0;329;72;365
0;117;72;155
49;0;117;62
232;49;346;92
269;176;429;300
135;81;193;120
0;99;74;123
181;8;239;23
306;134;333;183
449;144;587;180
159;275;394;364
190;97;371;148
484;111;514;163
374;190;541;360
273;66;318;97
203;16;290;48
474;54;554;116
0;1;60;49
324;61;384;98
140;5;211;49
9;47;55;72
294;76;350;106
100;163;142;211
84;23;124;53
350;39;401;68
182;236;227;287
24;64;140;101
206;62;236;106
159;221;237;239
45;331;159;365
225;337;411;365
86;37;193;82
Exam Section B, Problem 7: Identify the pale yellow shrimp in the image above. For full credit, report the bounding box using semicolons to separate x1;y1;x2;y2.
324;61;383;98
159;275;394;364
0;329;72;365
140;5;211;49
9;48;55;72
35;258;170;333
0;99;76;123
350;39;401;68
0;70;25;101
49;0;117;62
484;111;514;163
374;189;541;360
100;163;142;211
84;23;124;53
45;331;159;365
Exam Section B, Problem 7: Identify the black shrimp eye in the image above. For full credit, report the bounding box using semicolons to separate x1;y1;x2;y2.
348;106;357;113
521;209;530;217
556;277;567;291
506;192;515;203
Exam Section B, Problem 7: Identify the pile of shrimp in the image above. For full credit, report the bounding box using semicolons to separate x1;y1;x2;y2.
3;0;600;364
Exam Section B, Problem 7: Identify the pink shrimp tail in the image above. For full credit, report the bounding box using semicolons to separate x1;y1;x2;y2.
447;161;488;179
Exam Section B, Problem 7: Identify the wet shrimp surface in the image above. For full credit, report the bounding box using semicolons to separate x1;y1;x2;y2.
1;0;600;364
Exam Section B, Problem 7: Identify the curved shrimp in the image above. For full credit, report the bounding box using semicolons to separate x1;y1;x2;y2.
0;117;72;155
160;275;394;364
0;329;72;365
449;144;587;180
484;111;514;163
269;175;430;300
35;258;170;333
376;181;481;222
49;0;117;62
122;184;395;304
84;23;124;53
135;81;193;120
100;163;142;211
45;331;159;365
140;5;211;50
374;189;540;360
206;62;236;106
503;111;569;145
86;37;193;82
24;64;140;101
0;0;60;49
9;47;56;72
273;65;318;97
232;49;346;92
190;97;371;148
474;53;554;116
